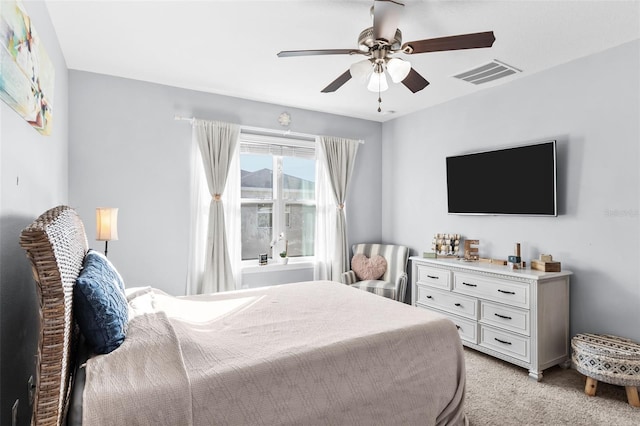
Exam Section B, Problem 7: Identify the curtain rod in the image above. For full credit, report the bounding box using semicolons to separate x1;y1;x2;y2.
174;115;364;144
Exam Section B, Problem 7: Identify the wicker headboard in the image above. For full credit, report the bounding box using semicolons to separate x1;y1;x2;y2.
20;206;88;426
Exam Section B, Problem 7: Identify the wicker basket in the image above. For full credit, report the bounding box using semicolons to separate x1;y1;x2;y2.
20;206;88;426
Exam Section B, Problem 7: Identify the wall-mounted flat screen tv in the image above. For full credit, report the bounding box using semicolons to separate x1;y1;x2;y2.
446;141;557;216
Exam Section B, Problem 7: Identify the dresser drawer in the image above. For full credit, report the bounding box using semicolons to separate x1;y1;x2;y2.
449;314;477;344
416;286;477;320
480;301;530;336
480;325;530;362
415;265;451;291
453;273;530;309
414;305;478;344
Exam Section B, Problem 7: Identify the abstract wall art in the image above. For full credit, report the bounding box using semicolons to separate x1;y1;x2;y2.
0;0;55;135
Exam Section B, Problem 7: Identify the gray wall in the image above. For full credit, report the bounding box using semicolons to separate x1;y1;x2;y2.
68;71;382;296
0;2;69;425
381;40;640;341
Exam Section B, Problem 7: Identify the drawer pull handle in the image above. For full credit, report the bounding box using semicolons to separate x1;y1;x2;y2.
427;275;439;280
494;338;512;345
454;303;462;307
498;289;516;295
462;282;477;287
494;313;512;320
426;295;433;299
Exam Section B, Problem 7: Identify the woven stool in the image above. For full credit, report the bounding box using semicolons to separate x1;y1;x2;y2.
571;333;640;407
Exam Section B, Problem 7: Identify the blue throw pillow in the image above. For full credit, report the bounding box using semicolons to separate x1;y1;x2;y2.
74;250;128;354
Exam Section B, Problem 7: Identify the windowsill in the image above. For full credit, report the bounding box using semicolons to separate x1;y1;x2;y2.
242;258;315;274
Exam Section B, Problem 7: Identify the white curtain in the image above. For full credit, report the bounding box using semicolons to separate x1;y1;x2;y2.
186;120;240;294
224;143;242;289
314;135;360;282
186;130;209;294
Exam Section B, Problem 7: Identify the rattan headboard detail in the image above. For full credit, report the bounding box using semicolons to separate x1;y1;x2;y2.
20;206;88;426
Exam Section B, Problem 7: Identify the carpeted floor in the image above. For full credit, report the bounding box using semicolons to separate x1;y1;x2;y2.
463;347;640;425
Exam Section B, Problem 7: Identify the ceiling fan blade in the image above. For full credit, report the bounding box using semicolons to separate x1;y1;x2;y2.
277;49;363;58
402;31;496;54
402;68;430;93
373;0;404;43
321;70;352;93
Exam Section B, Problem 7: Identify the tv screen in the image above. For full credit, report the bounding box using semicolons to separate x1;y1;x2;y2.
446;141;557;216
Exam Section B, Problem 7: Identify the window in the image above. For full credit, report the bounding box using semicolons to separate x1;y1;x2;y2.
240;134;316;261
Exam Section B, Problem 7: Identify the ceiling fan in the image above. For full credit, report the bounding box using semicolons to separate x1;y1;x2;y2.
277;0;496;112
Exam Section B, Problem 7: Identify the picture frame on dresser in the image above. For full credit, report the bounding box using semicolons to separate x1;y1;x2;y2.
410;256;572;381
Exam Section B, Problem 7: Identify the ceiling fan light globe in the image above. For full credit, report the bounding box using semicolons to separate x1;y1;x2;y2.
387;58;411;83
367;71;389;92
350;59;373;79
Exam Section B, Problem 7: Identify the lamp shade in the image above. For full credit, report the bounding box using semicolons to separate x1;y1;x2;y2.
349;59;373;80
96;207;119;241
367;70;388;92
386;58;411;83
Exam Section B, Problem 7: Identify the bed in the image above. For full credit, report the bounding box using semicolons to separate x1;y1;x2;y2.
20;205;467;426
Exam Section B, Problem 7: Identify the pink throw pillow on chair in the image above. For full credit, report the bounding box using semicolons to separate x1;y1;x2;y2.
351;254;387;281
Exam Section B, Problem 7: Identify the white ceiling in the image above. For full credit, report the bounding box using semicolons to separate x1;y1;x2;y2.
44;0;640;122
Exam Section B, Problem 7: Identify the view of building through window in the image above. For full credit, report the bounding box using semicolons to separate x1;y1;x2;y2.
240;152;315;260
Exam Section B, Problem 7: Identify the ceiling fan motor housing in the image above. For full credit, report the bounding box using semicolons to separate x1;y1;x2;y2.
358;27;402;51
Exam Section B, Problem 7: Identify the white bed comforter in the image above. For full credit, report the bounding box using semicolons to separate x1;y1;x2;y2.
83;281;466;426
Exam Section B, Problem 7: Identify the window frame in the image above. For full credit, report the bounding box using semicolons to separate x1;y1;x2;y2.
239;134;316;263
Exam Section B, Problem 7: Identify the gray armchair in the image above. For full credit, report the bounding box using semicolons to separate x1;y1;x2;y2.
341;243;410;302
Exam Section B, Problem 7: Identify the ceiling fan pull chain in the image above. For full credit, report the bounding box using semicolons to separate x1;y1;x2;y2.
377;78;382;113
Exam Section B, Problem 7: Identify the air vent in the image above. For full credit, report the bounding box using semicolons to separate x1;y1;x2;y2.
453;60;521;85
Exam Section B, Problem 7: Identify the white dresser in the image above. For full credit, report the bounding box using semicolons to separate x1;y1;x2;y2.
411;256;571;381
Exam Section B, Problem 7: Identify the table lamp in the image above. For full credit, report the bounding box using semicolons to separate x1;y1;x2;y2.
96;207;118;256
